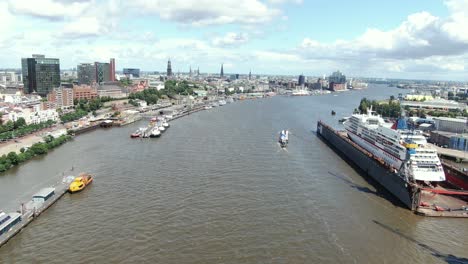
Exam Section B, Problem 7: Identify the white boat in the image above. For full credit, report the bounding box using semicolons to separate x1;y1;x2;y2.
150;127;161;138
343;109;445;182
291;89;310;96
165;115;173;120
158;125;165;133
212;102;218;107
219;100;227;105
226;97;234;103
162;121;169;128
204;105;212;110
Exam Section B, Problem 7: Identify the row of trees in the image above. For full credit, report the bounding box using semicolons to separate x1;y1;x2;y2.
60;109;89;123
60;97;112;123
128;89;160;105
356;97;402;118
128;80;198;106
0;120;55;141
0;134;71;172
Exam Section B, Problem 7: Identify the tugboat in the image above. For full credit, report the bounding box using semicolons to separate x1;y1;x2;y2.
279;130;289;148
69;173;93;193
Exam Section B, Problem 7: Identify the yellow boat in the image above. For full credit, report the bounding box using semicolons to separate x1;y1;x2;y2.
69;174;93;193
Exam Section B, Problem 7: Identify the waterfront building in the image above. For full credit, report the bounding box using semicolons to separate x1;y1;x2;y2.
328;70;346;91
401;98;466;112
123;68;140;78
433;117;467;134
6;106;59;125
21;54;60;96
77;63;96;85
46;87;74;109
73;84;98;101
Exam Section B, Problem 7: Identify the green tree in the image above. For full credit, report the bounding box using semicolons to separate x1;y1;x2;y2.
7;152;19;165
30;142;48;155
14;117;26;129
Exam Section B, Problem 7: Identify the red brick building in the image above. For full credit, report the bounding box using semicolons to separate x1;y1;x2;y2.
73;84;98;101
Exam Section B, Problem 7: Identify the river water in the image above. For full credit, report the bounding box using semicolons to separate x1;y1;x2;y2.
0;85;467;263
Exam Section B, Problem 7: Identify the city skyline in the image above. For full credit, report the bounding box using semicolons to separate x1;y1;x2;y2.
0;0;467;80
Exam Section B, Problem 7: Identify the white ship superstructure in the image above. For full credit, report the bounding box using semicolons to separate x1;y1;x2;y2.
343;110;445;182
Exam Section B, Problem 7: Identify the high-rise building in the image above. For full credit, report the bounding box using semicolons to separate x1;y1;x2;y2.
328;70;346;91
95;62;111;83
167;59;173;77
123;68;140;78
109;58;116;81
298;74;305;86
197;67;200;76
77;63;96;85
220;64;224;78
249;70;251;80
21;54;60;96
189;66;192;77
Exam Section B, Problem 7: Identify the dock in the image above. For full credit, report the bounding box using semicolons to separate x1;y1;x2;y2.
317;121;468;218
0;176;75;248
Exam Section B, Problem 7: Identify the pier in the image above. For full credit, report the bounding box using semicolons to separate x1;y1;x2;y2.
0;176;75;248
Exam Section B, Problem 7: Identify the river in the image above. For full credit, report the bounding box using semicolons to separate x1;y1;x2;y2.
0;85;467;263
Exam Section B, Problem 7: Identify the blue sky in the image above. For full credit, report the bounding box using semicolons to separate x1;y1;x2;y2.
0;0;467;80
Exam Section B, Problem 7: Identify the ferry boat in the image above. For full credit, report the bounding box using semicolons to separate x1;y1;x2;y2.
343;109;445;182
69;174;93;193
0;211;21;237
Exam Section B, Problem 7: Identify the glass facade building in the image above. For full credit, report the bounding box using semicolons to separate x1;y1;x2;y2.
22;54;60;96
77;63;97;85
95;62;111;83
123;68;140;78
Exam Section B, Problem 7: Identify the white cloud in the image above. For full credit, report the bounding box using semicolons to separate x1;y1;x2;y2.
61;17;103;37
268;0;303;4
130;0;280;26
7;0;91;20
212;33;249;47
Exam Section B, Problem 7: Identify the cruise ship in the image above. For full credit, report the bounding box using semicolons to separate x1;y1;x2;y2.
343;109;445;182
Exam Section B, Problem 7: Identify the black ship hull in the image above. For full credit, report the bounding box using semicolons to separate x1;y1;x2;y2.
317;121;418;210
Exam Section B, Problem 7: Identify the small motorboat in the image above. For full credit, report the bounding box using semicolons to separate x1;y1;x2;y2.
69;173;93;193
204;105;212;110
150;127;161;138
162;121;170;128
158;124;166;133
279;130;289;148
130;130;141;138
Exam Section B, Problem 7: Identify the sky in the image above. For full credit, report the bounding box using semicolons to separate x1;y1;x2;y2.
0;0;468;80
